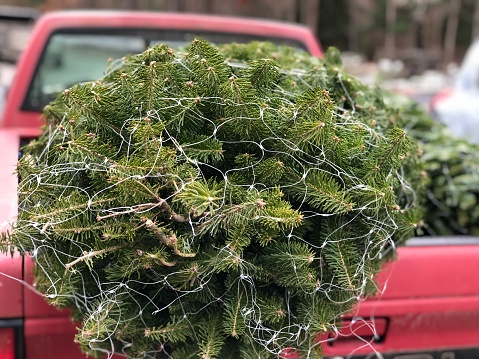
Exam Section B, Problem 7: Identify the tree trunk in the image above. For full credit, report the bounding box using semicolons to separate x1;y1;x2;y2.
420;3;446;67
163;0;184;11
299;0;319;36
348;0;359;52
443;0;462;64
384;0;397;57
472;0;479;39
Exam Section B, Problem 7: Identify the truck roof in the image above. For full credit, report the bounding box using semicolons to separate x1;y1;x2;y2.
1;10;322;130
35;10;320;50
28;10;322;58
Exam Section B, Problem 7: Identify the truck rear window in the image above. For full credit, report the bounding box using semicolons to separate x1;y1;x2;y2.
22;29;307;111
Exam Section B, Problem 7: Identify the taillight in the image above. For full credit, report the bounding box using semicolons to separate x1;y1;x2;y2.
0;327;15;359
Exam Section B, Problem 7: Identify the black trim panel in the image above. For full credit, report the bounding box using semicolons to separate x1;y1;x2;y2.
325;347;479;359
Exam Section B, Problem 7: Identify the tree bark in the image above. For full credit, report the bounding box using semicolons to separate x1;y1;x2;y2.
299;0;319;36
348;1;359;53
443;0;462;64
384;0;397;57
472;0;479;39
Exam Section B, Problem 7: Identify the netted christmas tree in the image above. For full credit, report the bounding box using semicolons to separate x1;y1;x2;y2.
2;41;424;358
382;94;479;236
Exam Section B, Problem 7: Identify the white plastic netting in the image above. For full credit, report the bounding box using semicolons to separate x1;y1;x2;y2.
4;42;421;359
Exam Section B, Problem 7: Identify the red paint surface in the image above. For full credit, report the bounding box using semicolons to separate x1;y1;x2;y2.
0;253;23;318
0;327;15;359
23;317;84;359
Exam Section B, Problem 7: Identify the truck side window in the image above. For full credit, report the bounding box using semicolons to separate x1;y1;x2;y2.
22;30;307;112
23;33;145;111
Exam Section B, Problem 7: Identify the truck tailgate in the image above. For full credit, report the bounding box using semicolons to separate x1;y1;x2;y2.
323;239;479;358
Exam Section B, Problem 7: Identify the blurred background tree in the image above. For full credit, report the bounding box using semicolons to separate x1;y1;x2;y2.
1;0;479;68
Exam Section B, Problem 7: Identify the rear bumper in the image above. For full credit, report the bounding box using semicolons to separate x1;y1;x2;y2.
322;295;479;357
325;347;479;359
322;241;479;358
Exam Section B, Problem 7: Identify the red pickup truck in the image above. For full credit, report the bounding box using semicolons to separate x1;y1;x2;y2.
1;10;479;359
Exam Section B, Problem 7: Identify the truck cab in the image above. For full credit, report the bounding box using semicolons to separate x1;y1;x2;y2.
0;11;322;359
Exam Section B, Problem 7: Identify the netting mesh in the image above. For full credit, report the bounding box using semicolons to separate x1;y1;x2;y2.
6;41;424;358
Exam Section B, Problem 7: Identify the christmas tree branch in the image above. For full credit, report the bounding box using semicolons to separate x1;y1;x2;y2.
134;178;162;202
63;89;121;133
230;291;243;338
133;179;190;223
31;198;115;221
144;219;195;258
336;242;354;291
65;245;124;270
144;323;191;340
0;231;14;254
96;203;159;221
196;203;247;234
